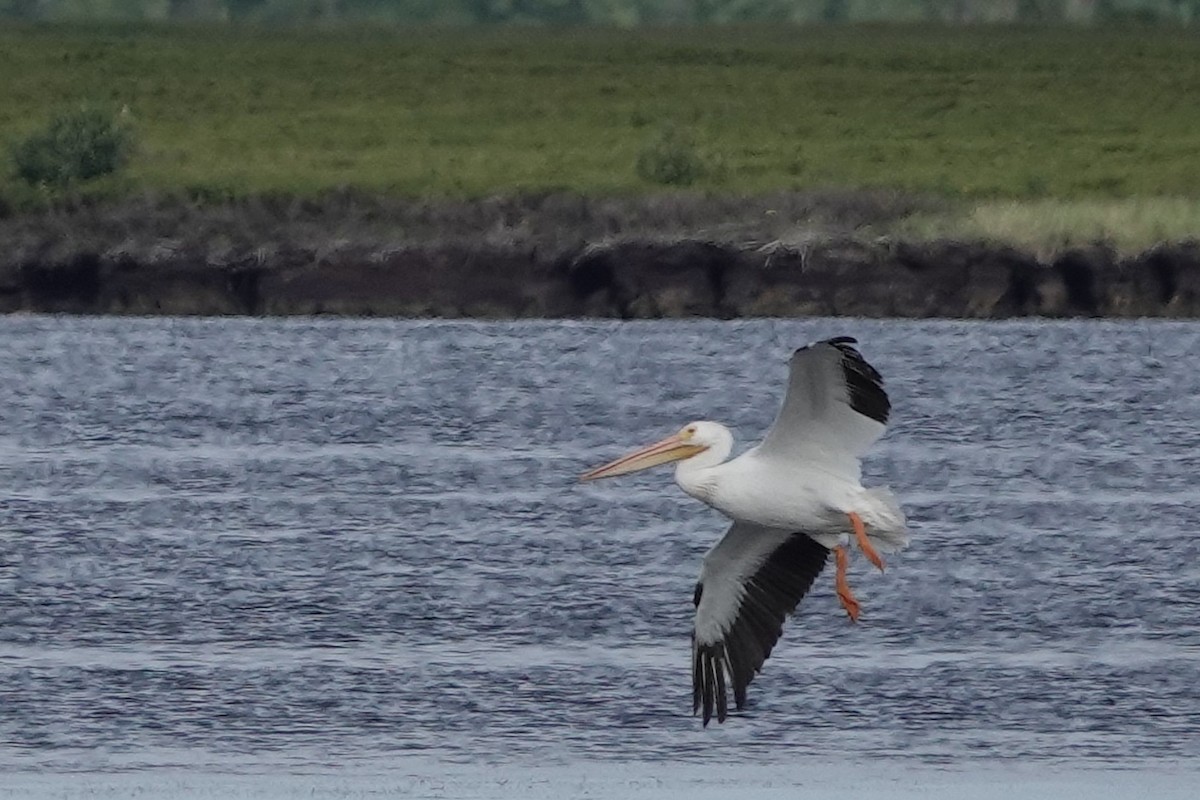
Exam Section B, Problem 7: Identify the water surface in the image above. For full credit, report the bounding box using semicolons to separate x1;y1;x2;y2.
1;317;1198;792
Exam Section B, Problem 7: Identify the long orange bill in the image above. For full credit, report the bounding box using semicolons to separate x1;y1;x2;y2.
849;511;885;573
834;546;860;623
580;433;708;482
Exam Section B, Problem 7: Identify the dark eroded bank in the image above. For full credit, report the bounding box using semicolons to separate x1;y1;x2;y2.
3;192;1197;318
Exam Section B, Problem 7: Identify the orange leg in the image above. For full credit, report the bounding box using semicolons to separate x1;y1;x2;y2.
834;546;860;623
849;511;885;573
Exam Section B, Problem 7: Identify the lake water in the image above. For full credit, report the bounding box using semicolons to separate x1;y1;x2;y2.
2;317;1199;798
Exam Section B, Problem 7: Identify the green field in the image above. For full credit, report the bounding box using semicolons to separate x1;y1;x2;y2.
4;24;1200;247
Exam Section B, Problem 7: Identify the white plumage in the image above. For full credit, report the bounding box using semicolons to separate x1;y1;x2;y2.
581;337;909;725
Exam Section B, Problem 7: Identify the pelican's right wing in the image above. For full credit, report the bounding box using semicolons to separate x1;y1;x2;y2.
692;522;830;726
753;337;890;480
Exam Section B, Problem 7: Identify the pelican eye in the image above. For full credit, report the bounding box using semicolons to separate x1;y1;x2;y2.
682;425;697;439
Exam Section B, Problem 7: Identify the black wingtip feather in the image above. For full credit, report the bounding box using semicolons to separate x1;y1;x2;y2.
821;336;889;425
715;653;728;723
703;654;717;726
794;335;856;358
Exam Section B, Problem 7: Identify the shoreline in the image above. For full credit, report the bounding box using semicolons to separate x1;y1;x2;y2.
5;760;1200;800
2;192;1197;318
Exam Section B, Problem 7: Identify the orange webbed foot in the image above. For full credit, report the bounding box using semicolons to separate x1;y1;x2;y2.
848;511;885;573
834;546;860;623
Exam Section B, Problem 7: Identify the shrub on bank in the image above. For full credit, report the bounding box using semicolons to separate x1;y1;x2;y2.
10;106;134;189
635;125;708;187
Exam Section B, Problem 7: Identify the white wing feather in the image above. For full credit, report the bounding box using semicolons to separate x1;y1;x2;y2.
751;337;890;481
693;524;794;645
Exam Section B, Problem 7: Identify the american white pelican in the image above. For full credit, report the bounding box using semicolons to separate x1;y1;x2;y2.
581;337;908;725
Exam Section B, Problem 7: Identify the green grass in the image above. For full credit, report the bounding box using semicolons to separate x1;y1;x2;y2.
3;23;1200;207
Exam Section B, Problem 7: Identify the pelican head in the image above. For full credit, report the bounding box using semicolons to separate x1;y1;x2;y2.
580;421;732;481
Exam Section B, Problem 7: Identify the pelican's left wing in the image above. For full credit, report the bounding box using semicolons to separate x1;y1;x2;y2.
692;522;830;726
752;336;890;480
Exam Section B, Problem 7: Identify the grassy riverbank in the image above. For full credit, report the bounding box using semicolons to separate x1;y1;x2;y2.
4;24;1200;197
2;24;1200;251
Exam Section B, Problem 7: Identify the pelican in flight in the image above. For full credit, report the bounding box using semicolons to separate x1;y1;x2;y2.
581;337;908;725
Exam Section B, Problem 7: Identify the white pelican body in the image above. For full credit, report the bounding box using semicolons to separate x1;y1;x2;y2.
581;336;908;726
674;440;906;548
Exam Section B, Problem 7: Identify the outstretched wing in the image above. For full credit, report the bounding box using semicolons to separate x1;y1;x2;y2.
692;522;830;726
753;336;890;480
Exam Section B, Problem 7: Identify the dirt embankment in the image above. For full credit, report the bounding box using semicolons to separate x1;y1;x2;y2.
2;191;1197;318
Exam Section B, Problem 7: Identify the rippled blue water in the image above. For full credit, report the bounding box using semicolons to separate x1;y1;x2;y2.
2;317;1199;777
